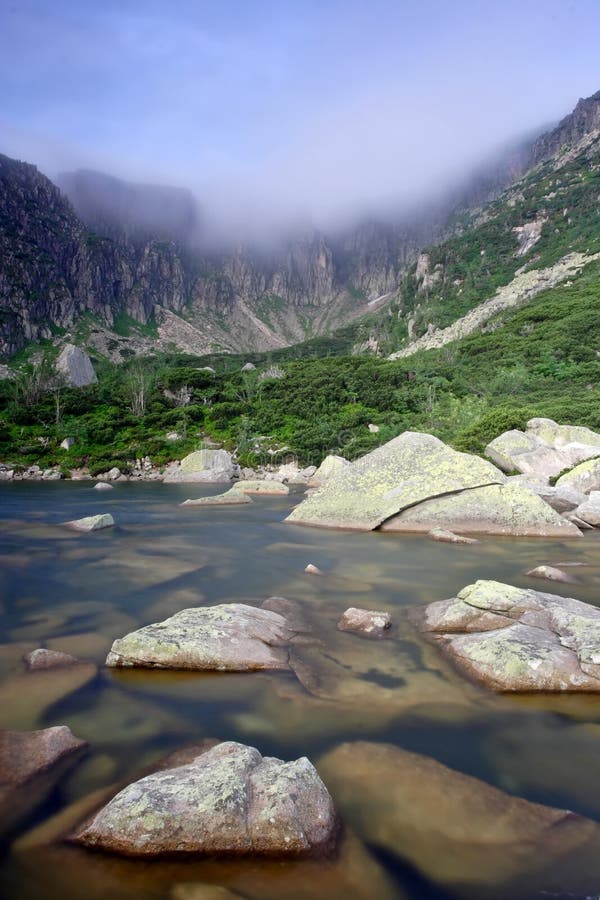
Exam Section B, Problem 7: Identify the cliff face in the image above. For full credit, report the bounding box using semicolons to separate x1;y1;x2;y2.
2;89;600;358
530;90;600;165
0;159;430;356
0;155;195;353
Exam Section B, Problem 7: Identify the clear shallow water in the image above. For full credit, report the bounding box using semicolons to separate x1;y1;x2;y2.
1;482;600;900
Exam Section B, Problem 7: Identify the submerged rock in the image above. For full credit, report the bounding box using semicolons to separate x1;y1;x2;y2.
23;649;80;671
64;514;114;532
171;887;244;900
0;662;97;730
525;565;575;584
74;740;337;857
304;563;324;575
0;726;87;837
428;528;479;544
417;579;600;691
317;741;600;896
105;604;297;671
337;608;392;638
93;482;113;491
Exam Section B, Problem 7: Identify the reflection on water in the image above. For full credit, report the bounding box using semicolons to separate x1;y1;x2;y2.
1;481;600;899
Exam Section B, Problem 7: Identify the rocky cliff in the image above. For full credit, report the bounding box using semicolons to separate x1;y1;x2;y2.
2;88;599;359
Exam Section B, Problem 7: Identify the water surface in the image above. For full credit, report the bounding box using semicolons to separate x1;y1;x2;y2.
2;482;600;900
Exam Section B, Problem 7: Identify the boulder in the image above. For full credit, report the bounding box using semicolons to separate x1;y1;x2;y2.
23;649;80;671
56;344;97;388
287;432;578;536
93;482;113;491
163;449;235;484
288;432;506;531
241;362;256;372
317;741;600;896
64;514;114;532
260;597;312;633
381;483;579;537
337;608;391;638
507;476;586;512
556;457;600;495
572;491;600;527
304;564;324;576
525;565;575;584
428;528;478;544
233;480;289;495
308;455;350;486
0;726;87;836
105;604;298;671
417;579;600;691
73;740;336;857
486;418;600;480
181;489;252;507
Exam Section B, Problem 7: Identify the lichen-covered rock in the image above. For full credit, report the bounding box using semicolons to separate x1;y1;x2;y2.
180;489;252;507
56;344;97;388
23;649;80;671
556;457;600;495
74;741;337;857
163;449;235;483
381;483;580;537
233;480;289;495
418;580;600;691
317;741;600;895
105;604;297;671
308;455;350;486
64;514;114;532
287;432;506;531
527;417;600;449
507;476;586;512
337;608;391;638
486;418;600;480
0;726;87;836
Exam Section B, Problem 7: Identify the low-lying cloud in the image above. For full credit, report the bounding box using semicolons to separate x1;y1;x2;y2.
2;0;599;239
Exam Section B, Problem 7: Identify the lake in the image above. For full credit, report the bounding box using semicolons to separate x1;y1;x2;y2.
2;481;600;900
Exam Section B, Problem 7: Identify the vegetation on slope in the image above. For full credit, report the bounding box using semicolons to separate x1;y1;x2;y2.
1;259;599;473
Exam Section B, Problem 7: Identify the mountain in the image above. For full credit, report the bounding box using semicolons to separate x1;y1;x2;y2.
56;169;200;244
1;89;599;361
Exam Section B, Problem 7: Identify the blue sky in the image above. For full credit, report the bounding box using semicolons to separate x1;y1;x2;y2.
1;0;599;228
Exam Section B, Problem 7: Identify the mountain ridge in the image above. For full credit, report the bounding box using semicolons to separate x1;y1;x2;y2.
1;88;599;361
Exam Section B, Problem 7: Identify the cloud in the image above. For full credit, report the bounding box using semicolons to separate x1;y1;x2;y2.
1;0;599;235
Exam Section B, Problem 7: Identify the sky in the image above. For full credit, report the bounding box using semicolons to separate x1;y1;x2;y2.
1;0;599;232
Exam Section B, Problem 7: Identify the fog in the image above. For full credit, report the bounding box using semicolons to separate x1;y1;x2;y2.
2;0;599;242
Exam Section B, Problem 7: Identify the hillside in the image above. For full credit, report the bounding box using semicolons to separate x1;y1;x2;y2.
1;90;600;476
3;91;586;361
368;90;600;357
